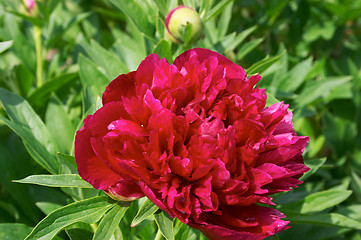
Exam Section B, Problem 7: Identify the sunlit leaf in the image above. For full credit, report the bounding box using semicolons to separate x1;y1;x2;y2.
131;199;159;227
14;174;93;188
25;196;114;240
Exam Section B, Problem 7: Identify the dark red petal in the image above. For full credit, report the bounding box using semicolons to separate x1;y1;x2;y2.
190;205;289;240
103;71;137;105
89;101;131;136
136;53;161;88
75;116;122;191
105;179;144;201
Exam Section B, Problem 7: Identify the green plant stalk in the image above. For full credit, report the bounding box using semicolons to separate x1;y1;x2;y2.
34;25;43;87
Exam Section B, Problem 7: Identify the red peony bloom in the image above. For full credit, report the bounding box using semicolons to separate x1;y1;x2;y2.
75;48;309;239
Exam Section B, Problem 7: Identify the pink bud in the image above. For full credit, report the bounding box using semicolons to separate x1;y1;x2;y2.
24;0;36;13
165;6;203;43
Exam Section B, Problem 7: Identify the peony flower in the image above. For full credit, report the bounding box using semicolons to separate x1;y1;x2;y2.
75;48;309;239
165;6;203;43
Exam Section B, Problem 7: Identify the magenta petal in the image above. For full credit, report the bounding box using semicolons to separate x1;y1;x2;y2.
75;116;123;191
173;48;233;69
105;179;144;201
136;53;161;87
191;206;289;240
103;71;137;105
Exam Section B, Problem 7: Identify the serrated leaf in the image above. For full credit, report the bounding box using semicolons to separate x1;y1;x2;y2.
154;211;174;240
14;174;93;188
131;199;159;227
25;196;114;240
93;202;131;240
0;40;13;54
0;223;33;240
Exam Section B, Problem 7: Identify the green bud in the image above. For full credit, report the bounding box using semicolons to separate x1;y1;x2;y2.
165;6;203;44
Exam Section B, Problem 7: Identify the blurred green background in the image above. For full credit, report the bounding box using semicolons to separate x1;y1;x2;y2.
0;0;361;239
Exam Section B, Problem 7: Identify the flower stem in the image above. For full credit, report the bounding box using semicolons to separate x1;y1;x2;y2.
33;25;43;87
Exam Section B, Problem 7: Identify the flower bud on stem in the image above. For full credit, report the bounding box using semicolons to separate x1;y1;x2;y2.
165;6;203;46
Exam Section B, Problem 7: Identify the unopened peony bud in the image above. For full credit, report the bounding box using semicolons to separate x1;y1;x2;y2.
165;6;203;43
24;0;36;13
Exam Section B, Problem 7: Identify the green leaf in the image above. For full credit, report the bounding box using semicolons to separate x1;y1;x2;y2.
247;51;285;76
154;211;174;240
226;25;258;52
283;190;352;214
0;88;59;174
81;40;129;79
57;153;77;174
7;10;42;26
265;92;282;107
217;1;233;40
131;199;159;227
28;73;78;107
110;0;155;39
301;158;327;181
78;54;110;97
152;40;172;63
277;57;313;92
25;196;114;240
288;213;361;230
14;174;93;188
236;38;264;61
66;228;93;240
0;40;13;54
206;0;233;21
45;95;75;154
36;202;63;215
296;76;352;106
4;14;36;72
351;170;361;200
93;202;131;240
301;190;352;214
152;0;169;17
0;223;33;240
